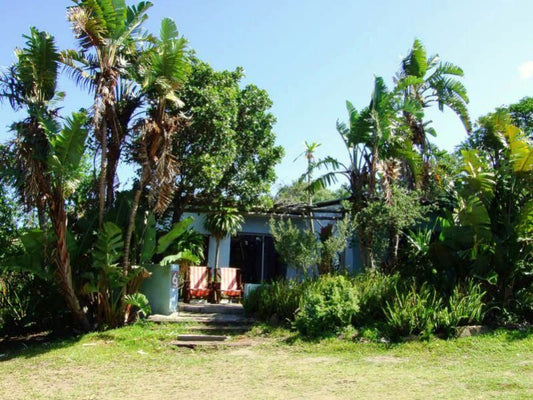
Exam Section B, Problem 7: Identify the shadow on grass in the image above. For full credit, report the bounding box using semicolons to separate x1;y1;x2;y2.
0;330;82;362
500;327;532;342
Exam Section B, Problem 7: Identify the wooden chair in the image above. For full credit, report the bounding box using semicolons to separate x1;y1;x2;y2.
216;267;243;302
183;266;212;303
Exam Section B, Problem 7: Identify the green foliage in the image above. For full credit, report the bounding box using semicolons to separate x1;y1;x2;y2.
269;218;320;273
352;272;400;326
243;273;487;341
274;180;337;205
43;111;89;181
508;96;533;138
139;17;189;102
156;217;195;254
442;113;533;320
319;217;355;274
243;280;310;324
0;271;66;334
436;280;486;337
355;186;429;268
294;275;359;338
93;222;124;269
136;213;202;267
204;209;244;241
169;57;284;216
384;281;486;339
124;293;151;318
384;283;443;339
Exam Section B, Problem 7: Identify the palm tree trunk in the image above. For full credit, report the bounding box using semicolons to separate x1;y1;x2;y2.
49;192;90;332
123;166;150;273
105;141;120;209
97;119;107;227
368;144;379;198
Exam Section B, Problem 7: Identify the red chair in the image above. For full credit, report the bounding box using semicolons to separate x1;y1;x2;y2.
216;267;243;302
183;266;212;303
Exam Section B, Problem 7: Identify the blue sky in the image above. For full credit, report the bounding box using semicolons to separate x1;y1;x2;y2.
1;0;533;191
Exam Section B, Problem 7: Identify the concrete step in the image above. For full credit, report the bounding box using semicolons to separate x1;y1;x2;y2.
171;340;251;349
179;303;245;315
177;334;228;342
185;325;252;333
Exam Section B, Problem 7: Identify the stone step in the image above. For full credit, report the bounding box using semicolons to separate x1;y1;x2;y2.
179;303;245;315
171;340;251;349
185;325;252;333
149;314;254;325
177;334;228;342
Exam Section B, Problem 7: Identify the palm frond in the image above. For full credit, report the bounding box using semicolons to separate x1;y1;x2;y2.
17;27;60;104
48;111;89;173
401;38;428;78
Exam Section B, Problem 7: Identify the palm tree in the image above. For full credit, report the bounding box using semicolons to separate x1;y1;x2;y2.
395;39;470;188
311;77;399;268
295;141;321;233
204;209;243;302
0;28;91;331
65;0;152;226
123;17;190;271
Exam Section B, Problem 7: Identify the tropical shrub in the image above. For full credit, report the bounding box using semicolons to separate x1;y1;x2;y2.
269;218;320;274
243;280;308;324
436;280;486;337
294;275;359;338
352;272;399;326
384;283;442;339
0;271;67;334
384;281;487;339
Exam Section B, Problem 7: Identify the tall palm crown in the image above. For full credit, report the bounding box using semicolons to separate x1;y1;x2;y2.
136;17;190;214
0;28;61;208
1;27;91;331
395;39;470;150
122;18;189;270
66;0;152;224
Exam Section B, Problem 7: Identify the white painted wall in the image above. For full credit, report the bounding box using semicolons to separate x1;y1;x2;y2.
182;212;360;275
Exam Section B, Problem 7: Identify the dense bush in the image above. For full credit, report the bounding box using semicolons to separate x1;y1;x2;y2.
384;280;486;339
243;280;309;324
0;271;68;334
353;272;399;326
245;272;488;341
294;275;359;338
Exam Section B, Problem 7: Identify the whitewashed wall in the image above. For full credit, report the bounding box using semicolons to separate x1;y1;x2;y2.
182;212;359;275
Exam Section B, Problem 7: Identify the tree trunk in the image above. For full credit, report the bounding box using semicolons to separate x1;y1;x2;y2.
97;119;107;227
368;145;379;198
105;141;120;209
213;238;220;304
123;166;149;273
49;192;90;332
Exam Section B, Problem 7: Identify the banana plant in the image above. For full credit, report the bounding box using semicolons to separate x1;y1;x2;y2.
65;0;153;226
437;113;532;307
90;215;201;325
1;27;91;331
124;17;190;272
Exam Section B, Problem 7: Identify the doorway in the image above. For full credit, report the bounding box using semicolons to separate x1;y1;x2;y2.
229;234;285;284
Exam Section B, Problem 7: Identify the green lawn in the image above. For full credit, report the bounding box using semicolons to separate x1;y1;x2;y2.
0;323;532;399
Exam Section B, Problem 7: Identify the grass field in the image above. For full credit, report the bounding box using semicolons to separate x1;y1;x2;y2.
1;323;532;399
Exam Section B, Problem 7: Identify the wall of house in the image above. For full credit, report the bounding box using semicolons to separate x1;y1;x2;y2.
183;212;360;276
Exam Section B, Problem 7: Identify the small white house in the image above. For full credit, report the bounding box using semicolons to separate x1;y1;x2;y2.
185;211;360;284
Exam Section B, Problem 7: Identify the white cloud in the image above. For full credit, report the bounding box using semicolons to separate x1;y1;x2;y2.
518;61;533;80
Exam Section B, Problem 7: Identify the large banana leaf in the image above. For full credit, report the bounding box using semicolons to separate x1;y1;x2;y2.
160;250;200;267
140;212;156;263
156;216;194;254
47;111;88;175
93;222;124;268
504;125;533;173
